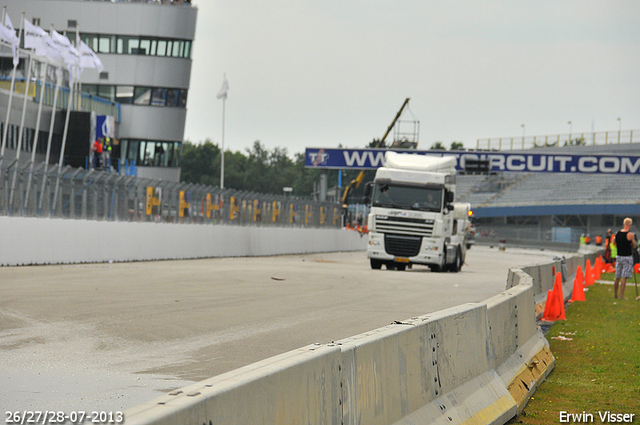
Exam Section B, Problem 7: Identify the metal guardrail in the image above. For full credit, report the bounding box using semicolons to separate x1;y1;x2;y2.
0;78;121;122
476;129;639;151
0;162;342;228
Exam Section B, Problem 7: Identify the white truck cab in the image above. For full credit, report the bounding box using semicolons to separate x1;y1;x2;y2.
365;152;470;272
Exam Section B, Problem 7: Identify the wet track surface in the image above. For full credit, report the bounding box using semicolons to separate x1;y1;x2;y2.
0;246;571;412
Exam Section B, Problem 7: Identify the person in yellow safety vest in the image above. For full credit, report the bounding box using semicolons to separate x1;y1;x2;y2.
610;237;618;264
580;234;586;245
103;137;112;169
605;229;614;263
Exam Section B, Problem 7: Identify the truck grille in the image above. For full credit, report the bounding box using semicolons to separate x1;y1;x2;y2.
375;216;434;237
385;234;422;257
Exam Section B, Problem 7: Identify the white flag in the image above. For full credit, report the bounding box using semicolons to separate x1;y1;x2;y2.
216;75;229;100
51;29;71;52
51;30;80;84
78;40;104;74
24;19;47;54
42;35;64;64
25;20;64;64
66;44;81;84
0;14;20;67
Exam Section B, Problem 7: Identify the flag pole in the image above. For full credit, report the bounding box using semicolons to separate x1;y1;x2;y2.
9;13;31;214
0;7;21;187
50;29;74;217
38;62;61;216
24;59;48;215
75;24;81;111
220;95;225;189
217;73;228;189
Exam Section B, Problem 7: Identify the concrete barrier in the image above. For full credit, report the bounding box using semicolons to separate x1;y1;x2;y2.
0;216;367;265
506;250;603;317
123;274;557;424
484;274;554;414
339;304;516;425
2;215;601;423
124;344;343;425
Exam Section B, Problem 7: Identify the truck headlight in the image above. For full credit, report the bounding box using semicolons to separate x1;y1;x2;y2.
369;241;380;246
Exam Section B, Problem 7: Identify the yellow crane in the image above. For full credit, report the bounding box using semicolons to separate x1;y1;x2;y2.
341;98;411;206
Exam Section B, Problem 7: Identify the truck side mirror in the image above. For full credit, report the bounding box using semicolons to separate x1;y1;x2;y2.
446;190;454;203
363;182;373;204
444;190;454;213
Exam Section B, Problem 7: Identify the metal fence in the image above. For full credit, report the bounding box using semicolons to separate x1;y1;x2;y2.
476;129;639;151
0;162;343;228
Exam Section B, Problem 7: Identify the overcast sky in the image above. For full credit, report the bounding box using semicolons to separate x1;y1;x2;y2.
184;1;640;156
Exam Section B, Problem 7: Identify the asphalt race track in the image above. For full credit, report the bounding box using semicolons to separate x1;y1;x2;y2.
0;245;571;412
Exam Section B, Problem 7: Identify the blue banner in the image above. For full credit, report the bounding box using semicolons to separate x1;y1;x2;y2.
304;148;640;175
95;115;115;139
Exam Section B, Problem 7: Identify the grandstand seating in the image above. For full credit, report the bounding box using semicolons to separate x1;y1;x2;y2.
456;172;640;208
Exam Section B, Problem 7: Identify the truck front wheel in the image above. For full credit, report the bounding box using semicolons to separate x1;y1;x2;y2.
430;247;447;272
370;259;383;269
450;246;462;273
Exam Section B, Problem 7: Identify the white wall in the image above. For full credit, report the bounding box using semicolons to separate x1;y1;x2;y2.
0;217;367;266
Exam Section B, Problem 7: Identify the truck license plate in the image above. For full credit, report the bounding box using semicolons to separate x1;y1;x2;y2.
395;257;410;263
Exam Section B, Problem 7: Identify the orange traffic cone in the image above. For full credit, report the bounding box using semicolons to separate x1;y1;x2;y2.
594;257;602;280
542;290;554;321
543;273;567;321
553;272;566;320
585;260;595;286
575;265;585;288
570;267;586;302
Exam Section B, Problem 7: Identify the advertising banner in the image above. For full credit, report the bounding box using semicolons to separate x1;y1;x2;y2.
304;148;640;175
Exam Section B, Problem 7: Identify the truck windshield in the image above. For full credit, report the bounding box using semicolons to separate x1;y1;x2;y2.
371;183;442;212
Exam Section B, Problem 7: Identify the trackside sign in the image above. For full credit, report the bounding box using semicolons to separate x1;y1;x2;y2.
304;148;640;174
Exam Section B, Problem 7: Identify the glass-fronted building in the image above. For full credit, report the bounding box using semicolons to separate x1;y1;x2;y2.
3;0;197;181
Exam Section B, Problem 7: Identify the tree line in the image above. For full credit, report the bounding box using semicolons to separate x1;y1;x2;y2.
180;139;467;198
181;140;346;197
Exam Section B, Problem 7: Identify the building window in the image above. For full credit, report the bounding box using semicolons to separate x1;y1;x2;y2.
156;40;167;57
139;38;151;55
120;139;181;167
81;85;187;108
98;85;115;101
133;87;152;105
79;33;193;58
68;20;77;28
98;35;114;54
177;90;187;107
116;86;134;104
151;88;166;106
166;89;179;107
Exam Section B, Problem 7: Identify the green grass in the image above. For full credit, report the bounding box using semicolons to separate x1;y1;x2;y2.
509;276;640;424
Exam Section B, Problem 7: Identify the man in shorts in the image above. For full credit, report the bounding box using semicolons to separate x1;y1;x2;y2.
614;217;637;299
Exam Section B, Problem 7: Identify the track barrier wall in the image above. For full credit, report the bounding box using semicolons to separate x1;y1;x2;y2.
506;250;601;306
122;252;610;425
0;216;368;266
